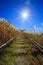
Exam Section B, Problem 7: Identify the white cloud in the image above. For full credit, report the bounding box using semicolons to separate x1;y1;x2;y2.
33;25;37;31
37;27;42;33
33;25;43;33
24;0;31;5
41;23;43;26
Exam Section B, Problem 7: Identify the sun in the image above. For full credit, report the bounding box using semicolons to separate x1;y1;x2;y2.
15;8;31;29
16;8;31;22
21;11;28;19
20;8;30;22
21;11;28;20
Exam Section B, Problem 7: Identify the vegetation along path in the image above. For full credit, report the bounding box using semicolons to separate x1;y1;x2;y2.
0;31;43;65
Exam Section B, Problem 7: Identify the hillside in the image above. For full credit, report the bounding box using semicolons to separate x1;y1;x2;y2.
0;18;20;44
0;18;43;65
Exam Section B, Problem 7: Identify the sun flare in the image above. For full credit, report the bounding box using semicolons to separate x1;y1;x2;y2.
16;8;31;23
21;11;28;19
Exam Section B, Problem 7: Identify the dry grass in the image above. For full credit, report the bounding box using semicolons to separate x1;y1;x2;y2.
0;19;43;65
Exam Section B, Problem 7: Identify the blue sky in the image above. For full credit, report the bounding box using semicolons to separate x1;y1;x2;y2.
0;0;43;33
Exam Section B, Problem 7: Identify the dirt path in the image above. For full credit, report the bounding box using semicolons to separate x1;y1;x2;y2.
14;56;30;65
